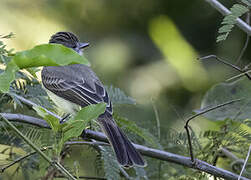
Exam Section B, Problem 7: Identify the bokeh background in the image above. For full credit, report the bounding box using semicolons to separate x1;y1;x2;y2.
1;0;249;179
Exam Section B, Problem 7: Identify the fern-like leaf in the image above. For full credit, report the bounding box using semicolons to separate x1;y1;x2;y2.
0;32;14;59
106;85;136;105
101;146;120;180
217;3;248;42
114;114;162;149
134;166;149;180
242;0;251;7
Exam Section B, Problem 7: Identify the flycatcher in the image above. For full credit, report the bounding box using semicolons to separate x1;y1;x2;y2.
41;32;145;167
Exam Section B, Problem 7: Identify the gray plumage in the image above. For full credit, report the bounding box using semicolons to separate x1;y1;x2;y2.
41;32;145;167
42;64;112;115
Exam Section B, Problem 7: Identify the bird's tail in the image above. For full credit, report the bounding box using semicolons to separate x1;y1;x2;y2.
98;115;145;167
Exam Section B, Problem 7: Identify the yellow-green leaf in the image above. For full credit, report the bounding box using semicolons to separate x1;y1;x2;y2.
0;44;90;93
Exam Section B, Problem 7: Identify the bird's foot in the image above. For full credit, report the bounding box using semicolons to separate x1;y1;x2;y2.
60;113;71;124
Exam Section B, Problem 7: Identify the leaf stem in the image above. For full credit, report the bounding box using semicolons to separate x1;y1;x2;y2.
1;146;52;172
226;69;251;82
205;0;251;35
236;13;250;65
198;55;251;80
0;114;76;180
184;99;242;163
238;144;251;180
2;113;250;180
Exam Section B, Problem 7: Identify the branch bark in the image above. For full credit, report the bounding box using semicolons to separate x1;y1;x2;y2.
205;0;251;36
0;114;76;180
0;113;249;180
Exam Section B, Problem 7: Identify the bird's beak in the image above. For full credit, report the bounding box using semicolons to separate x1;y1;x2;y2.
79;42;90;49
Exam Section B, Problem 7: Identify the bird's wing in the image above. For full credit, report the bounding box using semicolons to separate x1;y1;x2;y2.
42;75;112;115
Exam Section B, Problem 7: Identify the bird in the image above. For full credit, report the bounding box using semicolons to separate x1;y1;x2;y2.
41;32;145;167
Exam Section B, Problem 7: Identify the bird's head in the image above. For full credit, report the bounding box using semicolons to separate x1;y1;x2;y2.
49;32;89;55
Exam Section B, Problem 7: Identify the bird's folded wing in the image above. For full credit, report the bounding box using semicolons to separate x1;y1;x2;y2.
42;77;112;114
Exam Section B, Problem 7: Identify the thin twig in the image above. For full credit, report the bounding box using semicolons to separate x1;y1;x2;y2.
1;146;52;173
91;138;131;180
151;99;161;140
0;114;76;180
55;175;106;180
85;129;250;180
205;0;251;35
220;148;239;161
1;112;250;179
226;69;251;82
118;166;131;180
199;55;242;72
43;146;71;180
9;93;61;119
212;154;219;180
236;13;250;65
0;141;108;176
238;144;251;180
65;140;109;146
184;99;242;163
184;125;194;162
198;55;251;80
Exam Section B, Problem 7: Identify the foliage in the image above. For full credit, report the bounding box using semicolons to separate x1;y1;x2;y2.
197;0;251;175
0;32;14;59
199;77;251;121
114;113;162;149
0;44;89;93
2;1;251;177
0;35;160;179
217;0;250;42
61;103;106;142
101;146;120;180
106;85;136;105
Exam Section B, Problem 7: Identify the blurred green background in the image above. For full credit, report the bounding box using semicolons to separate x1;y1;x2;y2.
1;0;249;179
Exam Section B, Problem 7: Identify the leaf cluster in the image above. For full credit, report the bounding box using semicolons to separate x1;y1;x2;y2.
217;0;250;42
0;38;160;180
2;22;251;179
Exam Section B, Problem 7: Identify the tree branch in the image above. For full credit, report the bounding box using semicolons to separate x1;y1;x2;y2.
0;114;76;180
236;13;250;65
1;146;52;173
0;113;49;128
8;93;61;119
0;113;249;180
184;99;242;163
205;0;251;36
55;175;106;180
238;145;251;180
198;55;251;80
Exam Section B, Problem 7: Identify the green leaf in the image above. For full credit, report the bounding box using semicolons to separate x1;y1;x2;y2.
1;32;14;39
62;103;106;142
242;0;251;6
134;166;149;180
222;15;237;24
114;114;162;149
101;146;120;180
217;3;248;42
218;24;234;33
231;4;249;16
32;106;60;132
106;85;136;105
12;44;89;68
0;60;19;92
199;78;251;121
0;44;90;93
216;34;228;42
